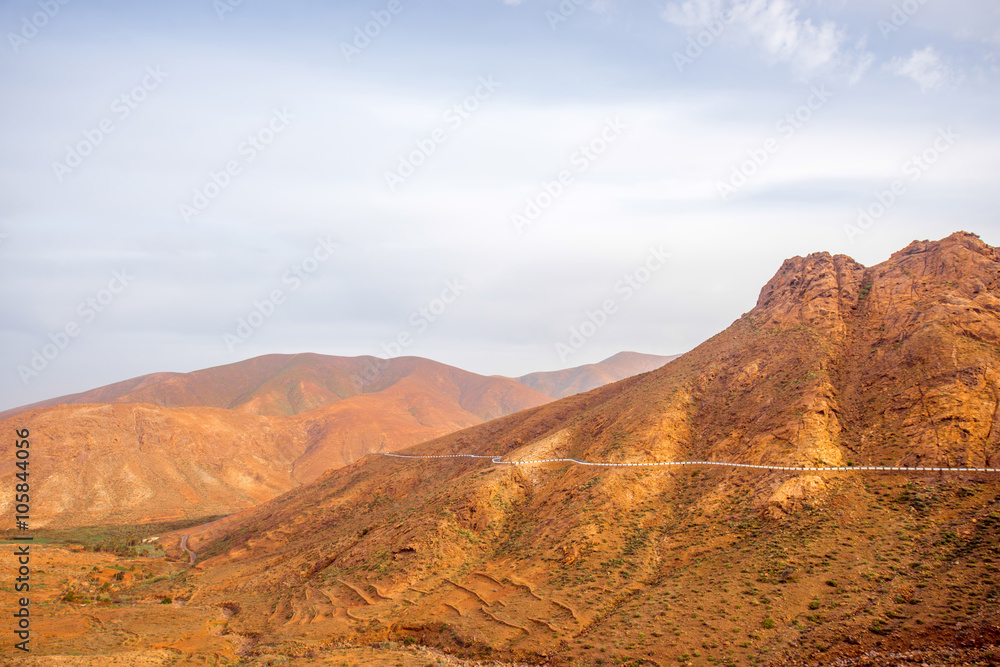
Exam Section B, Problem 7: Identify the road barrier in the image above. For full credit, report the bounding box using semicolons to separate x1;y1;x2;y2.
375;452;996;473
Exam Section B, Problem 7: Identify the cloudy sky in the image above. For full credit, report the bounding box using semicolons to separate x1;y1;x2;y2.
1;0;998;410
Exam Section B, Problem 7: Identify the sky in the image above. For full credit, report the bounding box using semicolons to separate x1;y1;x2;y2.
1;0;998;410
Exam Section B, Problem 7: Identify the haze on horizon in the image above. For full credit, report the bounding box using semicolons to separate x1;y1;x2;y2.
1;0;998;411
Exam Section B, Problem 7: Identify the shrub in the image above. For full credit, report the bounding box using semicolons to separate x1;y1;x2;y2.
869;619;891;635
762;617;776;629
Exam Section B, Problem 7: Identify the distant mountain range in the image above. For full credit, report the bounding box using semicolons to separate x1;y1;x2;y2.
518;350;680;399
0;352;674;526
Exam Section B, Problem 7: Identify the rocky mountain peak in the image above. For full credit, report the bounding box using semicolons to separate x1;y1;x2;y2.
752;250;866;332
750;232;999;336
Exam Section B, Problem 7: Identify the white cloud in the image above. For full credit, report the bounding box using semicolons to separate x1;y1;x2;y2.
664;0;859;79
847;38;874;85
885;46;953;91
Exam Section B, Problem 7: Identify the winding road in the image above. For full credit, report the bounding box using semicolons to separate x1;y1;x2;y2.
179;517;228;565
376;452;997;474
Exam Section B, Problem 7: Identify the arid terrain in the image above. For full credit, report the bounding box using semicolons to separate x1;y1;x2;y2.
0;354;671;528
3;232;999;665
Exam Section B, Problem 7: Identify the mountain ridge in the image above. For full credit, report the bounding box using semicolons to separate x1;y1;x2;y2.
0;352;675;527
0;351;675;419
169;231;1000;665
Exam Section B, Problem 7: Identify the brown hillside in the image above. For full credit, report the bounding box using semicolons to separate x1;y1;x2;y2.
0;357;555;528
1;351;676;422
162;232;1000;665
0;351;681;530
0;352;689;528
0;354;553;419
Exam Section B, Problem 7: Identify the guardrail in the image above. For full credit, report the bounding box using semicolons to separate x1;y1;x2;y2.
375;452;996;473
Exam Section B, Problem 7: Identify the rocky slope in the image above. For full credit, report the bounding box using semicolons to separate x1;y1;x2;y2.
168;232;1000;665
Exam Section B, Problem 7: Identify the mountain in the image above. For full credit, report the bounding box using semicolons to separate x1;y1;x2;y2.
0;351;676;421
517;350;679;399
0;356;553;527
171;232;1000;665
0;353;677;528
0;353;536;420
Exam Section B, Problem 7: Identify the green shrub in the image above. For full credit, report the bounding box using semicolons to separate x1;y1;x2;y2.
869;619;891;635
